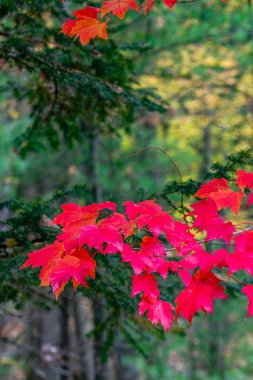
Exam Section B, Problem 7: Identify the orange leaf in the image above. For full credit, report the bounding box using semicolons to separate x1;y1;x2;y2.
61;6;108;46
101;0;139;20
70;17;108;45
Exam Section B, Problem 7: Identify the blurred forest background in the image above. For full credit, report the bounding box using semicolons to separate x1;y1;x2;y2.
0;0;253;379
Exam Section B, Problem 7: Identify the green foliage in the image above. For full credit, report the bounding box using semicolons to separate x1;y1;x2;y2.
0;0;165;157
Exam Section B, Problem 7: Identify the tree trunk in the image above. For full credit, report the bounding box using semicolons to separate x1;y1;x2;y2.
59;296;70;380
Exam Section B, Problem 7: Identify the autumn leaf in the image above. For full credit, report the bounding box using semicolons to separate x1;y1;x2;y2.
62;19;77;36
98;213;136;238
242;284;253;318
61;6;108;46
139;296;174;332
227;231;253;276
71;18;108;46
20;241;64;270
46;249;96;298
54;202;116;251
195;178;229;197
140;236;166;257
189;198;235;244
163;0;177;9
195;178;244;214
124;200;162;220
132;273;160;300
149;257;176;280
236;170;253;193
79;224;123;254
121;244;154;275
175;270;227;322
101;0;139;20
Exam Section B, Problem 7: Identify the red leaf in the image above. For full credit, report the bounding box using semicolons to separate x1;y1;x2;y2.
101;0;139;20
242;284;253;318
210;190;244;214
177;269;192;286
163;0;177;9
236;170;253;193
227;231;253;275
189;199;235;244
195;178;244;214
124;200;172;236
247;193;253;205
150;258;176;280
79;224;123;253
124;200;162;220
132;273;160;300
190;248;230;274
165;221;198;253
99;213;136;238
121;244;153;275
140;236;166;257
136;211;173;237
54;203;98;228
20;241;64;269
139;296;174;332
73;7;101;19
44;248;96;298
62;19;77;36
61;6;109;46
195;178;229;198
175;270;227;322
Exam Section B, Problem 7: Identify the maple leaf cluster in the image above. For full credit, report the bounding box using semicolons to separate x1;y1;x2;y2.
61;1;226;46
21;170;253;332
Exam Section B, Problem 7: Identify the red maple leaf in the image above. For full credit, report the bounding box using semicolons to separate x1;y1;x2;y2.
125;200;172;236
140;236;166;257
189;198;235;244
242;284;253;318
132;273;160;300
236;170;253;193
42;248;96;298
175;270;227;322
54;201;116;229
62;19;77;36
139;296;174;332
79;224;123;254
61;6;108;46
227;231;253;275
55;202;117;251
189;248;230;274
98;213;136;238
20;241;64;270
195;178;229;198
195;178;244;214
149;257;177;280
101;0;139;20
124;200;162;220
247;193;253;205
61;7;101;37
121;244;154;275
164;0;177;9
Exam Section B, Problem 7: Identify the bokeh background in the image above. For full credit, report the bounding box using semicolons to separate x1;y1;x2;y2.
0;0;253;379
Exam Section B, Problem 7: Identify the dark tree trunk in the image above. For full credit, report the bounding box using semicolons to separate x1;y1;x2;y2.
59;296;70;380
72;295;89;380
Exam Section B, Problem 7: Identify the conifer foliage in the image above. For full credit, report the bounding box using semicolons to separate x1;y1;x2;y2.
21;170;253;332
